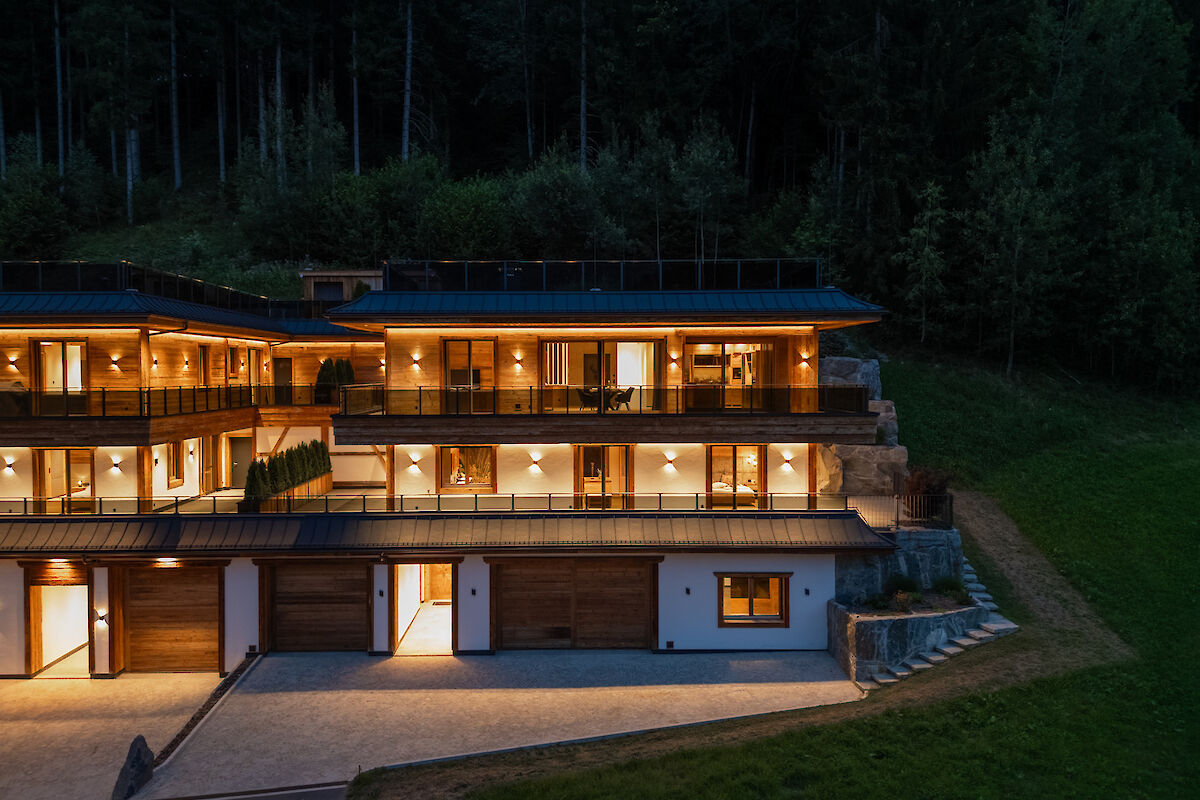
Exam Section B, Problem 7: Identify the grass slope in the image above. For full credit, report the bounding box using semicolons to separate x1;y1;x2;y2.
459;359;1200;799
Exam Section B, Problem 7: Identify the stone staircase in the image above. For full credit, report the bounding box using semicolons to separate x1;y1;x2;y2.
864;555;1019;690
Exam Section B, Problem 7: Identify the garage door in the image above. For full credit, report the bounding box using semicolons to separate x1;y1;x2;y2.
124;567;220;672
493;558;655;649
269;562;369;651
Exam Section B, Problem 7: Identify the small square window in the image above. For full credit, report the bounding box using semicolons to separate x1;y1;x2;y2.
438;446;495;493
716;573;790;627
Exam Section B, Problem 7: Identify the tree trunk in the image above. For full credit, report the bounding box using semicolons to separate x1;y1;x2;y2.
217;49;227;184
54;0;64;178
109;127;118;177
170;3;182;190
306;37;314;177
401;1;413;161
257;52;267;166
234;17;242;157
275;37;285;190
131;127;140;182
125;127;134;224
578;0;587;172
67;40;74;158
351;9;361;175
519;0;533;161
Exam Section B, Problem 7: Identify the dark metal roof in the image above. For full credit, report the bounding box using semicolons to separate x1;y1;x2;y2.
0;511;892;555
328;289;885;321
0;291;363;337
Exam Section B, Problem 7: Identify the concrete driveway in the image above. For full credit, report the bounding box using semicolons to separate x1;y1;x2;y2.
0;672;220;800
138;650;861;799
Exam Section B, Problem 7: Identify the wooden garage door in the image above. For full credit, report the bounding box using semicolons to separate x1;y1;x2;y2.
124;567;220;672
270;562;369;651
494;558;655;649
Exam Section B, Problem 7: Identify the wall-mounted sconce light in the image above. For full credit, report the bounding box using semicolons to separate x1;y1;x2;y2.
528;451;542;472
663;451;676;470
241;358;246;368
3;456;14;472
188;445;196;459
6;354;16;365
408;452;422;466
153;456;160;466
155;557;178;567
111;354;120;366
152;356;158;368
411;353;421;368
94;609;109;627
110;455;122;471
183;357;189;369
668;353;679;367
379;358;386;370
514;353;524;370
799;351;811;368
781;452;795;472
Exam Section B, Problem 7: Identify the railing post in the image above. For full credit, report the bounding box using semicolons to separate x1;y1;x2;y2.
894;493;901;530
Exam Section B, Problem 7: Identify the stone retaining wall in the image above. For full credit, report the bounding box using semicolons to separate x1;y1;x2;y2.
834;527;964;603
828;600;989;682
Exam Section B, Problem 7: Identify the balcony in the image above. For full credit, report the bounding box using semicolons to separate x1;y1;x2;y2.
0;384;340;446
333;384;878;445
0;490;953;532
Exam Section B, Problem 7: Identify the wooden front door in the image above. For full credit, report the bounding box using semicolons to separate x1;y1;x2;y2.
492;558;656;649
123;566;221;672
267;562;370;651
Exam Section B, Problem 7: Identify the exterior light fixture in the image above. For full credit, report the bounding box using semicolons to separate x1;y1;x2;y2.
94;610;108;627
408;452;422;465
411;353;421;367
514;353;523;369
664;452;677;470
110;455;122;470
154;456;159;466
155;557;179;567
188;445;195;459
3;456;14;471
183;357;189;369
111;354;120;366
379;358;386;370
669;353;679;366
6;354;15;365
152;356;158;368
529;451;542;471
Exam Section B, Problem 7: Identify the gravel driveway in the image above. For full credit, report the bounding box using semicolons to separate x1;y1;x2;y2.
138;650;861;798
0;672;220;800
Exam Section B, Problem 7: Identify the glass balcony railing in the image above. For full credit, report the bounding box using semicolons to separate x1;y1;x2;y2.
338;384;870;416
0;384;342;418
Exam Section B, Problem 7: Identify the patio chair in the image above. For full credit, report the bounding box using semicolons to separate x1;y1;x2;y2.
612;386;635;411
576;387;600;411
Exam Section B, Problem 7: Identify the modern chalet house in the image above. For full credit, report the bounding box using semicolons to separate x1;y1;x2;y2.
0;259;916;679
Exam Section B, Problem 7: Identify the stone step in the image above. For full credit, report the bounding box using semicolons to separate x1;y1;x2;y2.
966;629;995;641
979;600;1000;611
935;643;964;657
962;573;979;582
903;657;935;671
887;664;914;679
951;636;981;648
920;651;949;664
965;582;987;592
970;591;993;602
981;618;1020;636
872;673;900;686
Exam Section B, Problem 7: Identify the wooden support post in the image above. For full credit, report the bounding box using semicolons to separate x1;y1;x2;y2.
385;445;395;511
807;444;818;511
136;445;153;513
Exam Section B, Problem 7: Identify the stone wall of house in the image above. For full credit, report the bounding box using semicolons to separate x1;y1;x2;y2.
828;600;989;682
820;356;882;400
834;528;964;603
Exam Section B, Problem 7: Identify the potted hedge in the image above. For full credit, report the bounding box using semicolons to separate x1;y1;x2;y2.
241;440;334;512
315;358;356;404
238;460;271;513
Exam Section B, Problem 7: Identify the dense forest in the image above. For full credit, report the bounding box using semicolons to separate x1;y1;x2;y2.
0;0;1198;389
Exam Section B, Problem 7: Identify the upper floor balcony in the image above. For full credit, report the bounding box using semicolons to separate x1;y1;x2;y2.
333;383;878;445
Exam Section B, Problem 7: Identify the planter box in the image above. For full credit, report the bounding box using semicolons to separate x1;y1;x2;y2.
249;472;333;513
827;599;988;682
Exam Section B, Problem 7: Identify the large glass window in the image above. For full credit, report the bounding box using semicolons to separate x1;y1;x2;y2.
38;449;93;513
167;441;185;487
708;445;764;509
717;574;788;626
540;340;662;413
37;341;87;415
576;445;629;509
683;341;773;411
443;340;495;413
438;446;495;493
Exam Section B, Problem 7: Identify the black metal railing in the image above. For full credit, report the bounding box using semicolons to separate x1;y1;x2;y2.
382;258;823;292
0;492;953;530
0;383;342;418
338;383;870;416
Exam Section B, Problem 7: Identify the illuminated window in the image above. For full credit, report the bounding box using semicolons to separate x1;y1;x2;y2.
716;574;789;627
708;445;764;509
167;441;184;487
438;446;494;493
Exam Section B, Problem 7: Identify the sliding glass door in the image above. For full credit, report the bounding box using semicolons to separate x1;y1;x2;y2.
443;339;495;413
683;341;774;411
576;445;629;508
36;341;87;416
540;340;663;413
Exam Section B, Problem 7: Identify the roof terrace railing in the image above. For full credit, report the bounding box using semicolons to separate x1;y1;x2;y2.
0;492;953;530
0;383;341;418
383;258;824;292
339;383;870;416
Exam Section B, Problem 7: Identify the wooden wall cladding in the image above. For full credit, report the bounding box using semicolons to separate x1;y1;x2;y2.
271;342;385;386
491;557;656;649
333;412;878;445
266;561;370;652
122;566;221;672
22;561;88;586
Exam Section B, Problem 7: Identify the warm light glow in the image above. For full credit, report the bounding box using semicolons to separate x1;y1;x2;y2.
183;358;189;368
3;456;13;470
6;354;16;365
94;610;108;629
188;445;196;459
781;452;795;472
152;356;158;367
49;558;69;563
110;455;122;471
528;450;543;472
111;354;120;365
663;450;677;471
411;353;421;367
408;451;422;464
379;358;386;370
155;557;179;567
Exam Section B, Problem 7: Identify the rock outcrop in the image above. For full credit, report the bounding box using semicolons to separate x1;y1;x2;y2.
819;443;909;495
819;356;882;400
869;399;899;445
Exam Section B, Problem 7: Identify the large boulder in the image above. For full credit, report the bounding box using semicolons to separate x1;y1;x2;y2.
869;399;899;445
814;445;843;494
830;444;908;495
819;356;882;400
111;735;154;800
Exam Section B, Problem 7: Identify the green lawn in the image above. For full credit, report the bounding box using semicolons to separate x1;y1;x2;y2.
438;359;1200;799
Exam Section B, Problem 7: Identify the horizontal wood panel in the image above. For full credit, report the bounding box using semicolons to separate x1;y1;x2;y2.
494;558;653;649
22;561;88;585
334;413;877;445
124;566;220;672
270;562;369;651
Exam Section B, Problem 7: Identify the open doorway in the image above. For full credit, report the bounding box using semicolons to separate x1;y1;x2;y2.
26;563;91;678
394;563;453;655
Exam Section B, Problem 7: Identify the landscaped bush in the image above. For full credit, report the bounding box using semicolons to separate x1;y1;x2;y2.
315;358;357;403
892;590;923;613
883;574;920;595
243;439;332;503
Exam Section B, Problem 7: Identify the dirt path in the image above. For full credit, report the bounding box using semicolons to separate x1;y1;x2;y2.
350;491;1134;800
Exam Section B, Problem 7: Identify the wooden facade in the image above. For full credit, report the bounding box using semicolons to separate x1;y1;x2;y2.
260;561;371;652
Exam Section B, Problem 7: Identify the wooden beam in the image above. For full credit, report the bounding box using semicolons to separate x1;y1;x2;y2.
267;427;291;456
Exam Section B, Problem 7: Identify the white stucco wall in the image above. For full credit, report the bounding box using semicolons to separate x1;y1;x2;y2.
632;443;707;509
657;553;835;650
456;556;491;652
151;438;201;498
256;426;323;457
496;444;572;497
92;567;111;674
224;559;258;673
766;443;809;510
0;447;33;510
0;560;25;675
393;446;436;496
93;446;138;513
39;584;89;665
395;564;421;642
